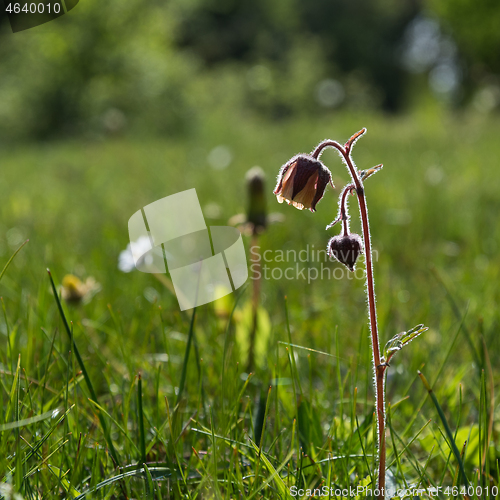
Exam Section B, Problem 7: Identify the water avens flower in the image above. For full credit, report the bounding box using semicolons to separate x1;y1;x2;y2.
274;129;428;499
274;154;333;212
328;233;362;271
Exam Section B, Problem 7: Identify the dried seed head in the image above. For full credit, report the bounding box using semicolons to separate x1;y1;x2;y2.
327;233;363;271
274;154;333;212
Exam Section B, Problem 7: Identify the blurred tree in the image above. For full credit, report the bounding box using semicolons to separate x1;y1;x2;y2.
300;0;419;111
173;0;299;63
426;0;500;77
0;0;197;141
6;0;486;142
175;0;419;112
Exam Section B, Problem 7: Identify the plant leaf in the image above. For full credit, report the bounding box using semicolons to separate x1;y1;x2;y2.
384;324;428;362
359;164;383;182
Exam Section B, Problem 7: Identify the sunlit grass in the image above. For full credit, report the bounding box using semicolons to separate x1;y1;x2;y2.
0;109;499;498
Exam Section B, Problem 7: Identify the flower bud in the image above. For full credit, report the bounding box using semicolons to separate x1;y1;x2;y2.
246;166;267;232
274;154;333;212
327;233;362;271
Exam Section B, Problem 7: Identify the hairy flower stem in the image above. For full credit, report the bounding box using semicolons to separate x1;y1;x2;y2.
338;184;354;236
312;131;387;498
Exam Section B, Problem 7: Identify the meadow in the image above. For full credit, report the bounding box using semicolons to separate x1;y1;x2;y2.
0;108;499;498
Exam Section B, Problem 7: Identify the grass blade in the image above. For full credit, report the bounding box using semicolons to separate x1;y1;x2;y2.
176;306;196;408
143;463;155;500
0;408;60;432
138;373;147;464
248;438;293;500
430;266;481;370
0;239;29;283
73;464;172;500
87;399;140;455
47;269;120;465
418;370;469;488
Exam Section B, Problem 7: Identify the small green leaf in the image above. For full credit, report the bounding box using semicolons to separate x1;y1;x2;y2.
383;324;428;362
358;164;383;182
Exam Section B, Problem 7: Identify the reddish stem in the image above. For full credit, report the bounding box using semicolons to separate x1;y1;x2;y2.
312;131;387;498
339;184;353;237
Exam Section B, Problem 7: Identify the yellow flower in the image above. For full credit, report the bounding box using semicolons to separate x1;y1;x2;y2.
61;274;100;304
274;154;333;212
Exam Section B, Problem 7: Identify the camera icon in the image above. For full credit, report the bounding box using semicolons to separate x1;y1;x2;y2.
127;189;248;311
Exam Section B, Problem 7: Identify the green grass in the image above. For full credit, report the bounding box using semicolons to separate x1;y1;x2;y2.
0;108;499;498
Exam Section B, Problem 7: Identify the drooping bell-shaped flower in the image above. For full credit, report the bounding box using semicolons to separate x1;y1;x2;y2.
274;154;333;212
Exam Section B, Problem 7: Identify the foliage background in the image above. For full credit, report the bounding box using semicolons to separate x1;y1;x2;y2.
1;0;500;142
0;0;499;498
